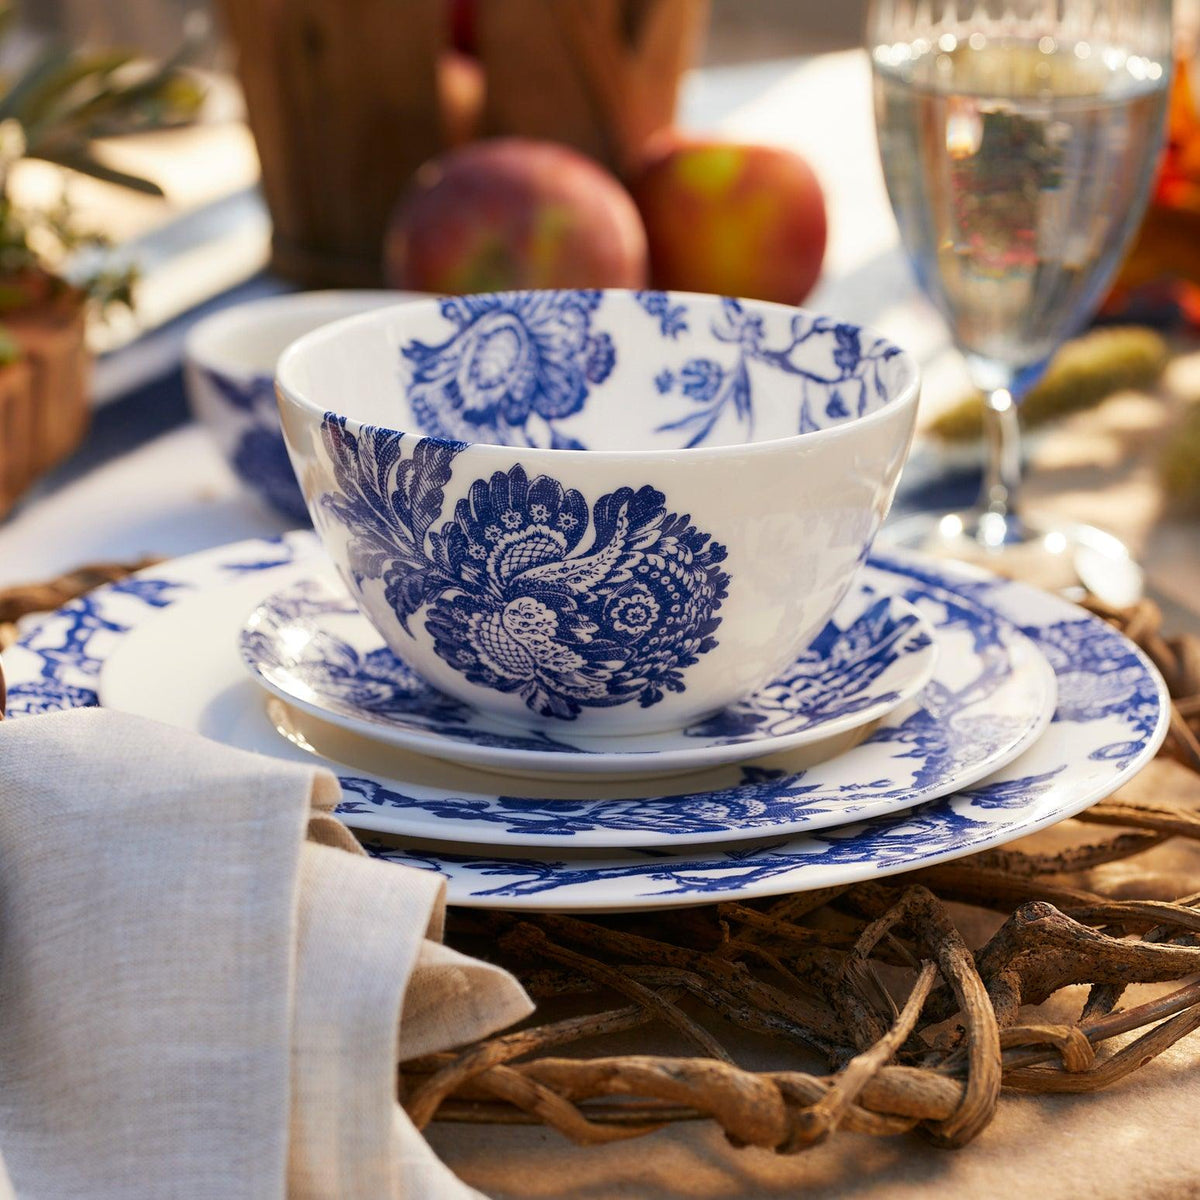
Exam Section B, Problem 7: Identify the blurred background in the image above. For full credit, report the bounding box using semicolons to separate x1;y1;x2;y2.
22;0;869;63
0;0;1196;587
0;0;881;358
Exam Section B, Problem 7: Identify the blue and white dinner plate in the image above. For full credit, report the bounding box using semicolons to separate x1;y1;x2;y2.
87;552;1052;846
237;569;939;779
114;541;1048;851
1;533;1166;910
10;531;1049;847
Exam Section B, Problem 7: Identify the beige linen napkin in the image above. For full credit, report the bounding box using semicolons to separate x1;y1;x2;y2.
0;707;533;1199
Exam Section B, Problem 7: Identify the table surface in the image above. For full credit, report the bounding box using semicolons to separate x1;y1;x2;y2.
2;49;1199;1200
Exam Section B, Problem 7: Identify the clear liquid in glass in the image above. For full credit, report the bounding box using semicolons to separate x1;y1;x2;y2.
874;38;1169;387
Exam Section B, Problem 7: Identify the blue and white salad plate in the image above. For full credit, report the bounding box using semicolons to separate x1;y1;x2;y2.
237;569;938;779
1;533;1167;910
11;532;1048;849
86;551;1053;847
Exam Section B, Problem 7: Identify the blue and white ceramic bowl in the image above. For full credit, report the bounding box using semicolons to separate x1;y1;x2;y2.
275;289;920;736
185;290;421;521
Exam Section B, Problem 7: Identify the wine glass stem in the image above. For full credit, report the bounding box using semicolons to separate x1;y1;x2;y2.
978;387;1022;522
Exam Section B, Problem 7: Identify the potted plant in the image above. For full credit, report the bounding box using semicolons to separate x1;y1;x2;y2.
0;7;202;517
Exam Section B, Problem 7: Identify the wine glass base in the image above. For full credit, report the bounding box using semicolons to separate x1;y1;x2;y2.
879;510;1144;608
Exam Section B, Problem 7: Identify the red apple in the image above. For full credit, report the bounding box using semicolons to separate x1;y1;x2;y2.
384;138;649;294
631;138;827;305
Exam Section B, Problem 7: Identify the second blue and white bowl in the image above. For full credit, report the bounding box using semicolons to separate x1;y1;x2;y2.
276;289;920;737
185;290;421;521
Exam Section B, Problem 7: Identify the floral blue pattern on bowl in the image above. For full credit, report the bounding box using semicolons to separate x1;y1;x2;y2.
320;416;730;720
238;568;939;778
403;291;615;448
1;533;1167;909
396;290;904;451
646;299;895;448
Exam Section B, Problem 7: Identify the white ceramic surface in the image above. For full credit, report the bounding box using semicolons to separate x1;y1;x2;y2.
276;290;920;735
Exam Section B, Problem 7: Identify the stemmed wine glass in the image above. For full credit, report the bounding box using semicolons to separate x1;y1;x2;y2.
868;0;1173;597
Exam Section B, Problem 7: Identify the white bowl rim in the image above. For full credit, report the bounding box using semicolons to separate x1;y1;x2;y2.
275;288;921;464
185;288;427;379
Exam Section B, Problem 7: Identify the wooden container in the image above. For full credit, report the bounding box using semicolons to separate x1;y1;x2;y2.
0;359;35;520
7;299;90;474
220;0;705;287
218;0;447;288
0;297;90;519
477;0;709;176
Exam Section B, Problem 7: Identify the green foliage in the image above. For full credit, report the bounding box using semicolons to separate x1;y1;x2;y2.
0;8;204;195
1161;401;1200;511
0;3;203;311
0;323;21;365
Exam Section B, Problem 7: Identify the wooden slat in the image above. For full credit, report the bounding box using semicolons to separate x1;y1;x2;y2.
217;0;445;286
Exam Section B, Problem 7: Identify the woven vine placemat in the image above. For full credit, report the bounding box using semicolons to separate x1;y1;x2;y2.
4;564;1200;1198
